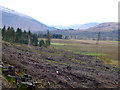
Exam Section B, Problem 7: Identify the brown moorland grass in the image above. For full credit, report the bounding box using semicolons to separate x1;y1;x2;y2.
51;39;118;61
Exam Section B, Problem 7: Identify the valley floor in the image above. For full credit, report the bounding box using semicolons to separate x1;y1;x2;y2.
2;41;120;88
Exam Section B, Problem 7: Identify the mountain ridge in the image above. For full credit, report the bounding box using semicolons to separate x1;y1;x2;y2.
0;6;118;33
0;6;56;32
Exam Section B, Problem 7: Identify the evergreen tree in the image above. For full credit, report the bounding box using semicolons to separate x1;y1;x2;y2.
32;34;38;46
39;40;45;47
96;32;101;45
16;28;22;43
2;26;49;48
5;26;11;41
46;30;51;46
28;30;32;45
2;25;6;40
23;30;29;44
65;36;68;39
10;27;16;42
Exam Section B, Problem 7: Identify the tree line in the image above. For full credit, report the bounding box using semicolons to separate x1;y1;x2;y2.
38;34;62;39
1;26;51;47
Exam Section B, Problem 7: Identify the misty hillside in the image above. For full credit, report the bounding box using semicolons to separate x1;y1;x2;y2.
50;22;100;29
0;6;56;32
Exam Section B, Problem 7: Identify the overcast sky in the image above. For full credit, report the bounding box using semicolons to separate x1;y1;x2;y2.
0;0;119;26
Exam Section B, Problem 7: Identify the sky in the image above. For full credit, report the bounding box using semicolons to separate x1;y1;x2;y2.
0;0;119;26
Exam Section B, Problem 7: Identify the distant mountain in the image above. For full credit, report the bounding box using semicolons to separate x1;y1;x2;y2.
50;25;68;29
50;22;100;29
0;6;56;32
87;22;118;32
46;22;118;40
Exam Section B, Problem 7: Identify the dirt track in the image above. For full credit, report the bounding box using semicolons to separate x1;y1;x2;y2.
2;42;119;88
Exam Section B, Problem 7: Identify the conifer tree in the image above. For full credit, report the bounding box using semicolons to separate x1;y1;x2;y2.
39;40;45;47
10;27;15;42
23;30;29;44
28;30;32;45
2;25;6;40
16;28;22;43
46;30;51;46
6;26;11;41
96;32;100;45
33;34;38;46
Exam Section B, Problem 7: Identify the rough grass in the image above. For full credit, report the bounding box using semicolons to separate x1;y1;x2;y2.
51;39;118;60
51;39;118;67
51;42;66;46
97;56;119;67
2;75;15;88
75;51;106;56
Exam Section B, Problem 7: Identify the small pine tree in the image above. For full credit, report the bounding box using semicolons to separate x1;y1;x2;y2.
39;40;45;47
46;30;51;46
33;34;38;46
96;32;100;45
28;30;32;46
23;30;29;44
65;36;68;39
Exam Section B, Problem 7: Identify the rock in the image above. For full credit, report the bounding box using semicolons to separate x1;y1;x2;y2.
15;76;18;83
23;69;27;73
26;78;30;81
18;53;22;55
3;61;7;64
21;77;26;82
3;69;9;76
105;66;110;69
7;75;15;78
8;66;14;70
2;66;7;69
20;82;33;88
41;75;47;78
8;66;15;75
24;74;28;78
58;80;62;84
47;81;50;86
56;71;59;74
66;66;71;70
28;75;32;80
33;81;38;86
0;65;2;68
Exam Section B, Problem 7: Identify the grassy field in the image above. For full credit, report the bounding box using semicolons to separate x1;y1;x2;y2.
51;39;118;61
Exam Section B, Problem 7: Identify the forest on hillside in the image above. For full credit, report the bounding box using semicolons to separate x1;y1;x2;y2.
44;30;118;41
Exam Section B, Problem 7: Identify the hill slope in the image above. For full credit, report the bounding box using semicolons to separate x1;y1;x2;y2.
0;6;56;32
87;22;118;32
47;22;118;40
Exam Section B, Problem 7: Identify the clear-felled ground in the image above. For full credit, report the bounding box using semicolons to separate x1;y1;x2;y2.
2;42;120;88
